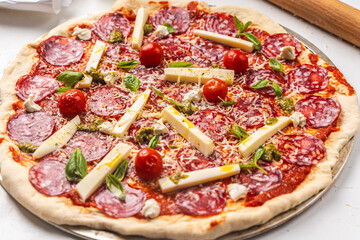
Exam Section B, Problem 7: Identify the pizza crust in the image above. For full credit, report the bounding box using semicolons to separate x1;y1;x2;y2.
0;0;359;239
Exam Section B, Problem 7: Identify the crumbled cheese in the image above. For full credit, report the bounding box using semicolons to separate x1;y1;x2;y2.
153;118;169;134
140;199;160;218
291;112;306;128
153;25;169;38
72;26;92;41
227;183;248;202
183;88;203;103
103;71;120;85
98;121;114;135
278;46;296;60
24;94;41;112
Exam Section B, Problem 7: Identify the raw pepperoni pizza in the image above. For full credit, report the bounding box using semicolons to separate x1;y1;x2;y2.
0;0;359;239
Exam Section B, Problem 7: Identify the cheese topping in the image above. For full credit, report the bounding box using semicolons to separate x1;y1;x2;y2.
72;26;92;41
103;71;120;85
153;118;169;134
278;46;296;60
140;199;160;218
132;7;148;49
183;88;203;103
227;183;248;202
24;94;41;112
153;25;169;38
291;112;306;128
164;68;234;85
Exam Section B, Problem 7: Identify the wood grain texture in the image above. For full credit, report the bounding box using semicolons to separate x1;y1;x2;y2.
266;0;360;47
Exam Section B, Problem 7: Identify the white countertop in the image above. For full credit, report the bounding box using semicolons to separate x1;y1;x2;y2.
1;0;360;239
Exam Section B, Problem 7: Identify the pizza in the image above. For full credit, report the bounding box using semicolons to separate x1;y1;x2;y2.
0;0;359;239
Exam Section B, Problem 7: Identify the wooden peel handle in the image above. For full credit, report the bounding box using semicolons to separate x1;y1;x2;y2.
266;0;360;47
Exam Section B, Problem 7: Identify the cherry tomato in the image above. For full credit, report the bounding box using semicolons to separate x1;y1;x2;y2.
223;49;249;73
135;148;163;180
139;42;164;67
58;89;86;116
203;78;228;103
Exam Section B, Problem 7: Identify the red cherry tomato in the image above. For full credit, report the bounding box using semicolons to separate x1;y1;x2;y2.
223;49;249;73
58;89;86;116
203;78;228;103
135;148;163;180
139;42;164;67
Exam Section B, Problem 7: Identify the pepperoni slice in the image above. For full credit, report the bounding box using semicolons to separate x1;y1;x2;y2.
7;112;55;145
176;147;223;172
288;64;329;93
154;37;190;60
150;7;190;34
38;36;84;66
237;163;282;195
29;159;73;196
187;110;232;142
128;67;164;90
295;95;341;128
16;75;59;102
94;184;145;218
189;38;230;67
64;132;112;162
205;12;238;37
92;12;131;41
88;86;130;117
175;185;226;216
247;69;286;98
262;33;303;59
278;134;326;166
244;28;270;42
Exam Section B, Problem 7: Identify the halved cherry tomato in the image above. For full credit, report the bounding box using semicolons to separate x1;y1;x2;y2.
139;42;164;67
135;148;163;180
203;78;228;103
223;49;249;73
58;89;86;116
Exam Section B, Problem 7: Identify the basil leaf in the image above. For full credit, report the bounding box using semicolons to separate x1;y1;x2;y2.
56;70;84;88
162;23;175;34
218;97;237;107
254;146;265;162
56;87;72;94
117;60;140;69
123;73;140;91
272;82;283;98
239;146;267;174
241;21;252;33
109;28;123;43
243;32;261;51
229;124;249;140
166;98;184;108
168;62;193;68
233;16;243;33
148;134;159;149
106;174;126;201
269;57;284;71
113;158;128;181
65;148;87;182
144;24;154;35
251;79;270;89
151;86;165;98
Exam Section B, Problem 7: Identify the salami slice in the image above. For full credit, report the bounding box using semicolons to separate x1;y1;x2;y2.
150;7;190;34
92;12;131;41
88;86;130;117
64;132;112;162
288;64;329;93
154;37;190;60
128;67;164;90
29;159;72;196
262;33;303;59
7;112;55;145
278;134;326;166
16;75;59;102
187;110;232;142
247;69;286;98
94;184;145;218
38;36;84;66
176;147;223;172
175;184;226;216
189;38;230;67
295;95;341;128
205;12;238;37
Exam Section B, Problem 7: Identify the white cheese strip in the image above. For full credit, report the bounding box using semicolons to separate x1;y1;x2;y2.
159;164;240;193
164;68;234;85
160;106;214;157
76;143;132;201
99;89;151;137
193;29;254;52
24;94;41;112
132;7;148;49
77;40;107;88
33;116;80;159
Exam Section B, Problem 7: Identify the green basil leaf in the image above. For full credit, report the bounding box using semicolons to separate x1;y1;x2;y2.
109;28;123;43
239;146;267;174
166;98;185;108
117;60;140;69
151;86;165;98
162;23;175;34
254;146;265;162
106;174;126;201
229;124;249;140
218;97;237;107
269;57;284;71
168;62;194;68
148;134;159;149
272;82;283;98
56;70;84;88
233;16;243;33
243;32;261;51
56;87;72;94
113;158;128;181
251;79;270;89
143;24;154;35
241;21;252;33
123;73;140;92
65;148;87;182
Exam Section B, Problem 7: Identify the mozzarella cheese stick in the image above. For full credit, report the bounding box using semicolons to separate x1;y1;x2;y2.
132;7;148;49
164;68;234;85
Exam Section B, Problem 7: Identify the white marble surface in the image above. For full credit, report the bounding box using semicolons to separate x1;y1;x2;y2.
1;0;360;239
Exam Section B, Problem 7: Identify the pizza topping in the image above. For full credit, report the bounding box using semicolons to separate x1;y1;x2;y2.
153;118;169;134
295;95;341;128
278;46;296;60
219;97;237;106
56;70;84;88
223;49;249;73
277;97;295;115
227;183;248;202
164;68;234;85
265;117;278;125
77;116;105;132
169;172;189;184
72;26;92;41
278;134;326;166
123;73;140;91
103;71;121;85
7;112;55;146
229;124;249;141
239;147;267;173
288;64;329;93
262;33;302;59
109;29;124;43
176;147;223;172
135;148;163;180
106;159;128;200
141;199;161;218
143;24;154;35
174;185;226;216
16;75;59;102
150;7;190;34
135;128;156;145
269;57;284;71
92;12;131;41
153;25;170;38
189;38;229;67
183;88;203;103
168;62;193;68
65;148;87;182
203;78;228;103
58;89;86;116
247;69;286;98
291;111;307;128
29;158;73;196
132;7;148;49
139;42;164;67
205;12;238;37
117;60;140;69
17;142;38;153
260;144;282;162
24;94;42;112
151;87;184;109
154;37;190;60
